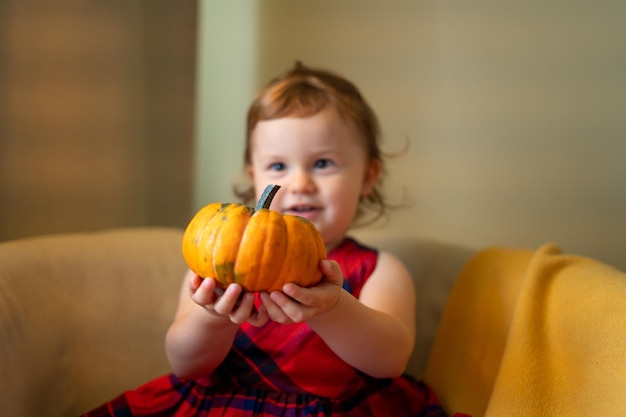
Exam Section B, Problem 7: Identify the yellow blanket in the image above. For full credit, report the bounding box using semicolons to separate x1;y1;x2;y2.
425;243;626;417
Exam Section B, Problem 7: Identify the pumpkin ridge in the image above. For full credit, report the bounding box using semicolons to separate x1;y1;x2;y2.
182;202;220;276
212;204;253;287
232;209;265;290
234;205;256;285
207;204;230;284
265;211;287;291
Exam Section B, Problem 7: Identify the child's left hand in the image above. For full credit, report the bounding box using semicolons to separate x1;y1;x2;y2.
260;259;343;324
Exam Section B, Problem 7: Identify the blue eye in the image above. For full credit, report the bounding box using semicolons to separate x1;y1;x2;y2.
269;162;286;171
314;159;332;169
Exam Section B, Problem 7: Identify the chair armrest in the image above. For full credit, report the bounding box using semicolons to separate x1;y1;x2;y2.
0;227;187;417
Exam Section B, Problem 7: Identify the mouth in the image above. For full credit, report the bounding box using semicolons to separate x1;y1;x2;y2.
284;205;320;218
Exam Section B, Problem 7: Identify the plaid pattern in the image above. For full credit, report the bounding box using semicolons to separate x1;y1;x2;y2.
82;238;456;417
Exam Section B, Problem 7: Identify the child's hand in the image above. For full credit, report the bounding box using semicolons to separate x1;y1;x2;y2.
188;274;268;327
260;260;343;324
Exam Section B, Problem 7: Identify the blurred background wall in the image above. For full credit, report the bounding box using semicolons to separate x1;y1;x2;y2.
195;1;625;271
1;1;623;271
0;1;196;239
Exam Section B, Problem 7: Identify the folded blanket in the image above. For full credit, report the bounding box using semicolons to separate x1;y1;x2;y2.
486;243;626;416
425;243;626;417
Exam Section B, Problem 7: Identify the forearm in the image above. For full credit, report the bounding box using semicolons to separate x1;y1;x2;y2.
165;304;239;379
307;290;414;378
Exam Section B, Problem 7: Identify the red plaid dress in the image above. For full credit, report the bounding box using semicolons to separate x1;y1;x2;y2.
83;238;457;417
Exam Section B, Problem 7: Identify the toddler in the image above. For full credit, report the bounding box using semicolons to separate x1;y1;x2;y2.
83;62;464;417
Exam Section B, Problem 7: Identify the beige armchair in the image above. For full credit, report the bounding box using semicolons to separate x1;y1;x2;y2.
0;228;474;417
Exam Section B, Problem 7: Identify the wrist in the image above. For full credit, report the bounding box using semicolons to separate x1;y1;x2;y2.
308;289;346;324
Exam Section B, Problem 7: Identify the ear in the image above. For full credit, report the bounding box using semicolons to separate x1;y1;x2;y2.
361;159;381;197
245;164;254;181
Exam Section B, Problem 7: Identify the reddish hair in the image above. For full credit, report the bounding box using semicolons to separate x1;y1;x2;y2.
235;62;387;224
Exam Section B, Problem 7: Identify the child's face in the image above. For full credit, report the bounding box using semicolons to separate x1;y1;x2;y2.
248;107;379;250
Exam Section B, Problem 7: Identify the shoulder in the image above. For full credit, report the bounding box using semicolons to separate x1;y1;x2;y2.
337;237;410;283
374;249;410;274
360;249;416;310
370;249;413;289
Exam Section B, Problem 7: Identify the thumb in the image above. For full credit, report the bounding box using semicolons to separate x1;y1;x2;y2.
320;259;343;285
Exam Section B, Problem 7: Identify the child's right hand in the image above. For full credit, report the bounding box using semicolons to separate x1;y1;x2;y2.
188;274;269;327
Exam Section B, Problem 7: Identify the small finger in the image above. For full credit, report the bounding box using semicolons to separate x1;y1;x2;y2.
320;259;334;274
213;284;243;315
252;304;269;326
261;292;291;324
284;286;315;307
282;283;299;297
229;292;255;324
320;260;343;286
191;278;217;305
188;273;203;293
272;291;308;323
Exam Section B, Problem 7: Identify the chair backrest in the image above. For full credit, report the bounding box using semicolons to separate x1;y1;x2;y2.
353;230;476;378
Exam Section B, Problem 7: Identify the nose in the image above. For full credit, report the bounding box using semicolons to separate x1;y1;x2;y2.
289;168;316;194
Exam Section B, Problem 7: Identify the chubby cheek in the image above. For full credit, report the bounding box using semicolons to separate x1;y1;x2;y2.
327;189;361;226
337;185;362;212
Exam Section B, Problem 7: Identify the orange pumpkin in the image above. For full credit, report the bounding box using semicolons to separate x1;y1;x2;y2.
182;184;327;292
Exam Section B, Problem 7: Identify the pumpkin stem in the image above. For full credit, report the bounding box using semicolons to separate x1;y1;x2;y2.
256;184;281;211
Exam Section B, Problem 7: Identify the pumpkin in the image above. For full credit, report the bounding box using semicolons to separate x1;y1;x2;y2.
182;184;327;292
